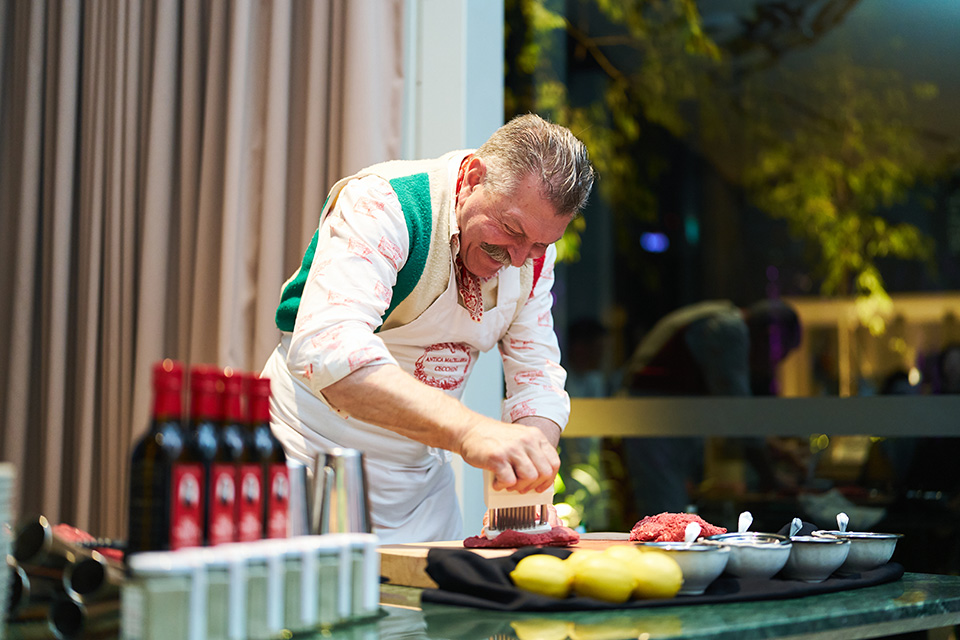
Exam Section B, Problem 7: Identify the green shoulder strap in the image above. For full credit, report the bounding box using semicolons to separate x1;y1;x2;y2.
274;174;433;333
378;172;432;330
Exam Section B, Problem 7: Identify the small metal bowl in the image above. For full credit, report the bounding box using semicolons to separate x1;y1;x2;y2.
636;542;731;595
781;535;850;582
812;530;902;574
705;532;792;579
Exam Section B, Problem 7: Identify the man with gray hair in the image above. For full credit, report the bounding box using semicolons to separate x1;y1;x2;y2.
263;114;595;543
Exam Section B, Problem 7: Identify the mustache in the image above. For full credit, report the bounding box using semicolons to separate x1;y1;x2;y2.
481;242;511;265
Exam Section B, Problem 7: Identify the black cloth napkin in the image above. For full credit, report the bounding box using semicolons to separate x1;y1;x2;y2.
421;546;904;612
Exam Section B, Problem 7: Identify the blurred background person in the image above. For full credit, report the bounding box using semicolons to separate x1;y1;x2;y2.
618;299;805;519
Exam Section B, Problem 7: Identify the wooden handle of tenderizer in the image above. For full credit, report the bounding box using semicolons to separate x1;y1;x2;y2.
482;470;555;509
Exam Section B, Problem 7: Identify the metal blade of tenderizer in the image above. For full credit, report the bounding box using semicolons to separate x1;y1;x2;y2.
489;505;549;532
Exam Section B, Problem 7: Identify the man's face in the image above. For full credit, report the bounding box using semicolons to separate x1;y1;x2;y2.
455;157;573;279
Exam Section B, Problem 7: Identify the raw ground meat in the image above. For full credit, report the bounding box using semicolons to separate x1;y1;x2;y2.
629;512;727;542
463;525;581;548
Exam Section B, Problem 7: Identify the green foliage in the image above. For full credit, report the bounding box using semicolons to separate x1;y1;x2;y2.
555;439;631;531
506;0;946;333
741;59;937;331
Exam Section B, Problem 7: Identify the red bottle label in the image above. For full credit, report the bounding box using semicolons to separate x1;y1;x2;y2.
209;463;237;545
170;463;204;549
237;463;263;541
265;463;289;539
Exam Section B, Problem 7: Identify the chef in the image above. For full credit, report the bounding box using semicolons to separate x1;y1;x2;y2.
262;114;595;543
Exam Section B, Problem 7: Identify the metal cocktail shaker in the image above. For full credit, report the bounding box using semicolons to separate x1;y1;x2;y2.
310;448;372;535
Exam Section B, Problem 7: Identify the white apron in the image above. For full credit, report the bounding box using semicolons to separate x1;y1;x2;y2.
263;260;522;544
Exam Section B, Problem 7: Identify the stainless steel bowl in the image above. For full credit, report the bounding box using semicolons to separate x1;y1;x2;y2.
636;542;731;595
705;532;792;579
812;530;902;574
782;535;850;582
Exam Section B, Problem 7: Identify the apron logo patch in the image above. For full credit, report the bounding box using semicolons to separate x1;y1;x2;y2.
415;342;471;390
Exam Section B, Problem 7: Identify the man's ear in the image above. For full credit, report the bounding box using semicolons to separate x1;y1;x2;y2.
465;155;487;189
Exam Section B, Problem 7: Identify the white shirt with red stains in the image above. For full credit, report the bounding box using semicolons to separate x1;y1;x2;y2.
262;159;568;543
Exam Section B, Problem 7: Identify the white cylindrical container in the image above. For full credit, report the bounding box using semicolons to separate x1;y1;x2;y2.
304;535;345;628
334;534;354;623
235;543;271;640
201;548;232;640
284;536;318;632
265;542;285;636
225;549;248;640
266;538;309;635
122;551;203;640
345;533;380;619
359;533;381;619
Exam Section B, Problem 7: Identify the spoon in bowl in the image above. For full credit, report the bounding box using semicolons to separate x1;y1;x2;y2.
837;512;849;533
789;517;803;538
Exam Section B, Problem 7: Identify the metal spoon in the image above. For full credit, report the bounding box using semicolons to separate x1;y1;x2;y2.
738;511;753;533
789;517;803;537
837;512;849;532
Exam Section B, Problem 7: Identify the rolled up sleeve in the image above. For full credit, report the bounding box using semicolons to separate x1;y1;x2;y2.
499;244;570;428
285;175;408;399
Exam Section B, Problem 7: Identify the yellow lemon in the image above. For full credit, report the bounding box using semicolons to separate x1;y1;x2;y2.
572;553;637;603
564;549;601;571
510;554;574;599
631;551;683;600
511;618;575;640
602;544;645;570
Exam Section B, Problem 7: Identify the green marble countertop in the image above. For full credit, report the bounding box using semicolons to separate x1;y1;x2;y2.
359;572;960;640
7;572;957;639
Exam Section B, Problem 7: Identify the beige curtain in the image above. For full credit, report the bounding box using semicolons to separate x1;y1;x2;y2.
0;0;405;539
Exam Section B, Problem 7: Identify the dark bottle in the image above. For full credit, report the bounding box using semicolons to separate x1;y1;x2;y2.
235;373;265;542
217;368;247;540
189;365;234;546
245;375;289;539
128;360;204;553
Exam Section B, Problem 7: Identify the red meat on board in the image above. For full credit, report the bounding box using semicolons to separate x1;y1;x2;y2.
629;512;727;542
463;525;581;548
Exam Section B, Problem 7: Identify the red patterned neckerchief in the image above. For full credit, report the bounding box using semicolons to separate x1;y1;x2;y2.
454;155;485;323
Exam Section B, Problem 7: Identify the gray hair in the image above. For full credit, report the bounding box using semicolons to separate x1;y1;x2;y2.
474;114;595;217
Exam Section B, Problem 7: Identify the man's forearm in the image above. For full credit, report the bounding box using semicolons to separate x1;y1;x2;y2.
319;362;561;492
319;363;480;453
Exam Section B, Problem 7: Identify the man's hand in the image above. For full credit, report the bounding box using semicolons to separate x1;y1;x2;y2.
321;363;562;492
457;420;560;493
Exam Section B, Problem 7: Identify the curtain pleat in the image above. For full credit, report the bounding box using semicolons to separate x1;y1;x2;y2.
189;0;228;370
0;0;406;538
41;0;82;522
2;0;46;520
71;0;108;531
216;0;256;370
177;0;206;372
255;0;294;367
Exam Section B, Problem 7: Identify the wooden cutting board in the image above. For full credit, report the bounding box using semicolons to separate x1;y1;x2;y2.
378;534;631;589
